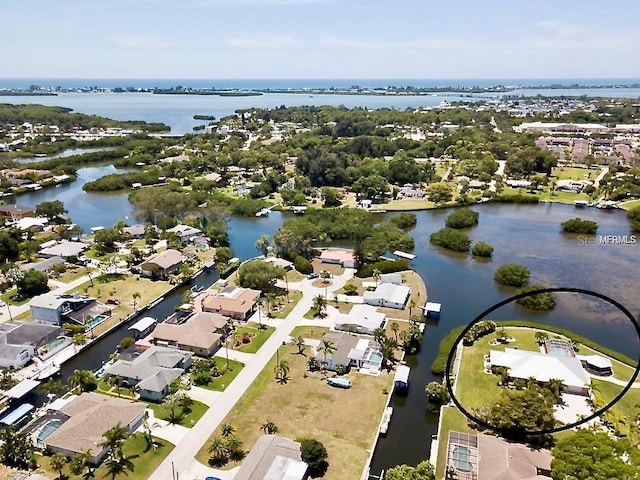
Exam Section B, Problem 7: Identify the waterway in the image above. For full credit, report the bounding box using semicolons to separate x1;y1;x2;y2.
16;147;118;164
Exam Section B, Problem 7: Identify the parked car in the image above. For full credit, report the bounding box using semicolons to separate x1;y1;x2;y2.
307;273;319;279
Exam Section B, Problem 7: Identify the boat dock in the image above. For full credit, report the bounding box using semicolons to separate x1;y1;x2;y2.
393;364;410;391
255;205;277;217
379;407;393;435
423;301;441;320
393;250;416;260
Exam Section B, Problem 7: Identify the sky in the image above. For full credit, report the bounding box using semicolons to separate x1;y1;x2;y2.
2;0;640;79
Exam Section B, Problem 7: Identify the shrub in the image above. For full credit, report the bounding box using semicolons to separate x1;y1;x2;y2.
429;228;471;252
471;241;494;257
119;337;135;350
293;255;313;274
494;263;530;287
628;206;640;232
462;320;497;346
299;438;329;477
432;326;465;374
445;208;479;229
516;284;556;311
492;194;539;204
356;259;410;278
390;212;417;229
561;217;598;234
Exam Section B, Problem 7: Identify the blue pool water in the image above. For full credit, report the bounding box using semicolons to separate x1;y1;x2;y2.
37;420;62;444
452;446;473;473
365;351;383;368
86;315;108;328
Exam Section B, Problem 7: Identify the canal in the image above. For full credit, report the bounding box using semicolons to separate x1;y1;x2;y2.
13;165;640;473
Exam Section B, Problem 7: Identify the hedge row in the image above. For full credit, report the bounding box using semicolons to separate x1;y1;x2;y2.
356;258;410;278
492;194;540;204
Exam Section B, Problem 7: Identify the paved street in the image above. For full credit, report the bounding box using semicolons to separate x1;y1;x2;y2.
147;268;355;480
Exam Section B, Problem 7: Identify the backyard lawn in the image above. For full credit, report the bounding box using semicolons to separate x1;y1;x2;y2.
147;399;208;427
232;324;275;353
192;358;245;391
271;291;303;319
290;326;330;340
435;407;474;480
36;433;174;480
592;379;640;445
195;344;394;480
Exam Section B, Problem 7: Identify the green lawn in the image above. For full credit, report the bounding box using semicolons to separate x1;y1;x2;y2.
147;399;208;428
592;379;640;445
192;358;244;391
37;433;174;480
57;267;93;284
551;166;597;181
271;291;303;319
303;307;323;319
97;378;136;399
231;324;275;353
435;407;474;479
619;199;640;210
290;326;330;340
1;287;32;306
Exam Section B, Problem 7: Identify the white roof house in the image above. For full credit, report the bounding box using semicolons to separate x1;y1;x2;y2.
363;283;410;310
334;304;386;335
167;224;202;243
490;348;590;395
39;240;88;258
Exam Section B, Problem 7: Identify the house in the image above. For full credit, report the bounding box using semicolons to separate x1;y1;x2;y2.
140;249;185;279
105;346;192;402
445;431;552;480
123;224;148;239
234;435;308;480
363;283;410;310
0;204;35;221
166;224;203;244
334;304;386;336
140;311;227;357
43;393;146;464
262;257;293;270
315;331;364;372
204;172;222;183
38;240;88;259
20;256;65;273
15;217;49;231
379;273;402;285
201;287;260;321
489;348;591;396
30;293;109;326
319;249;356;268
0;322;61;369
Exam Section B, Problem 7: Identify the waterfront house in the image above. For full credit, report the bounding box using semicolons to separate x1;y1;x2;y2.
0;204;35;221
140;311;227;357
42;392;146;464
489;348;590;396
201;287;260;321
444;431;551;480
262;256;293;270
29;293;109;327
334;304;386;336
363;283;410;310
0;322;61;369
140;249;185;279
105;346;192;402
38;240;88;259
123;224;148;239
316;332;359;372
319;249;356;268
234;435;308;480
379;273;402;285
166;224;203;244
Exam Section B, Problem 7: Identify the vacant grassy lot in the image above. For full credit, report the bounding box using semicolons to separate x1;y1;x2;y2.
290;326;330;340
551;166;597;181
36;433;174;480
271;291;303;319
193;358;244;391
380;198;436;211
232;324;275;353
195;344;393;480
56;266;93;284
147;399;208;427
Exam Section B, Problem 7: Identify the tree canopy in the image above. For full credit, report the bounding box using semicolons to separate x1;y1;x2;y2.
494;263;530;287
385;461;435;480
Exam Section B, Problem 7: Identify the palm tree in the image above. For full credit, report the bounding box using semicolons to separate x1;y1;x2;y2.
408;298;417;317
207;435;229;467
373;327;386;347
49;452;67;480
372;268;381;287
42;378;65;399
68;369;97;393
257;297;265;327
104;454;135;480
547;378;564;403
69;450;93;478
313;295;327;318
109;374;122;398
226;435;246;462
319;339;336;369
141;419;154;453
255;235;271;257
220;423;236;438
535;331;549;345
163;393;184;424
261;421;278;435
132;292;141;311
99;423;129;458
264;293;277;317
274;359;290;383
291;335;306;355
390;322;400;343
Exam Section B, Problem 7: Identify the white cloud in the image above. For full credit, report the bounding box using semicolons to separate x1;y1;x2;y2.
225;34;300;48
319;35;470;50
114;34;171;49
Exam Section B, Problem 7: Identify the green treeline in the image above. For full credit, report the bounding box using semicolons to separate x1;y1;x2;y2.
0;104;169;131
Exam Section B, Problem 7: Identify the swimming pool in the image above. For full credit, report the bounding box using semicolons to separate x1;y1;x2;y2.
47;336;66;348
86;314;108;328
364;351;383;369
37;419;63;444
452;445;473;472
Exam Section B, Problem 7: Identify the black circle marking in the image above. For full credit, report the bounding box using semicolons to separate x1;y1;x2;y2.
444;287;640;435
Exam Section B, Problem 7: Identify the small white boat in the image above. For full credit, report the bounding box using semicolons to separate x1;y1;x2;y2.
380;406;393;435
